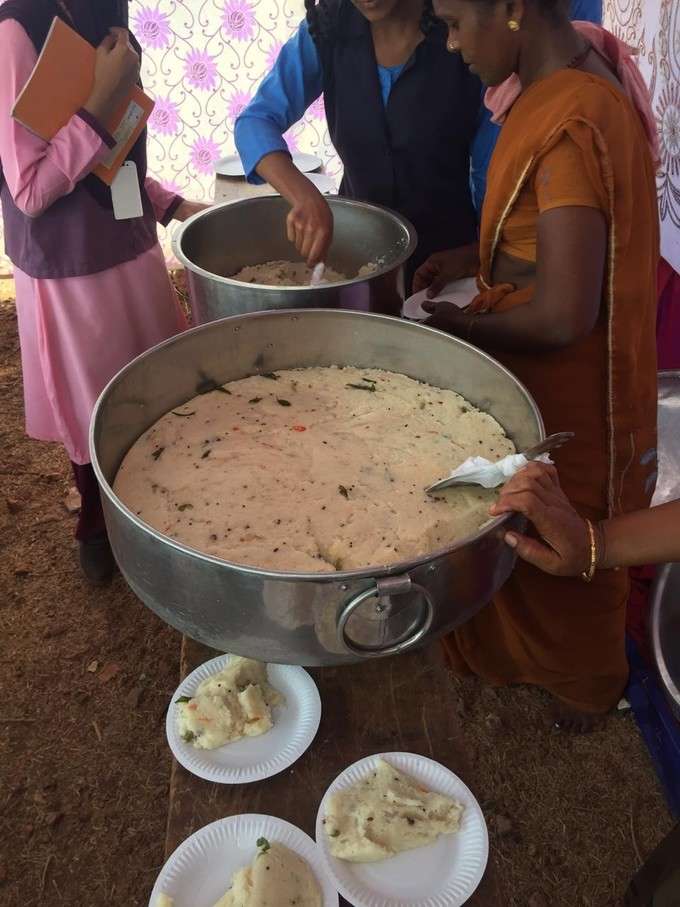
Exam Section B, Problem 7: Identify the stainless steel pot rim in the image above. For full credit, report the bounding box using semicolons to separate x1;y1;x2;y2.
171;198;418;291
89;308;544;584
650;562;680;707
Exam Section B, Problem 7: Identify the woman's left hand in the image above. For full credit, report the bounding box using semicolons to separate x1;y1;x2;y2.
412;244;479;296
174;200;210;222
422;300;472;337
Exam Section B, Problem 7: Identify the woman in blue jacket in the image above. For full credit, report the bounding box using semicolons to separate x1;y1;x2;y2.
236;0;483;297
236;0;602;296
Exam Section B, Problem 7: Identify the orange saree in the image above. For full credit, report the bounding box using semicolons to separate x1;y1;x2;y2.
444;70;659;713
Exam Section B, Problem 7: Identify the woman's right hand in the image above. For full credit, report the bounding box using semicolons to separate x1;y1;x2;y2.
84;28;140;124
286;183;334;266
255;152;334;264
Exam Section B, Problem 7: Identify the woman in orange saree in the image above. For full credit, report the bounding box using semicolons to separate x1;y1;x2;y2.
422;0;659;722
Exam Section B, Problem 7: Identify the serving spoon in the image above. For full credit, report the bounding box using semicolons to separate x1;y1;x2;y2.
425;431;574;495
309;262;326;286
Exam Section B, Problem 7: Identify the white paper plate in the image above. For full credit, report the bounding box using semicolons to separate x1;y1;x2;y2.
214;154;246;177
402;277;478;321
149;813;339;907
166;654;321;784
214;172;334;199
293;152;323;173
305;172;337;194
315;752;488;907
215;152;322;178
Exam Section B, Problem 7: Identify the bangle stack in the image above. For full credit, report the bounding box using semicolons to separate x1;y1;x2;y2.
581;518;599;582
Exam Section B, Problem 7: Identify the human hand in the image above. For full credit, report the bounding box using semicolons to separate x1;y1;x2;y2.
286;183;333;266
421;300;471;337
412;244;479;297
489;461;595;577
173;200;210;222
85;28;140;123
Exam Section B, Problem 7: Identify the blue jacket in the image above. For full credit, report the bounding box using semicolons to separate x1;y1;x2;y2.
235;0;604;219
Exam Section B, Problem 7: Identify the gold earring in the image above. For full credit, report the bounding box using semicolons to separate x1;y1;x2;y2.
507;19;520;31
446;38;459;53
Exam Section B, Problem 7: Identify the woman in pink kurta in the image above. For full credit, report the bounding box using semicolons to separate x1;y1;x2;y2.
0;0;203;582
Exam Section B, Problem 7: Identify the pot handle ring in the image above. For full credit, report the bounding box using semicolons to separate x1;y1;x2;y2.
336;575;435;658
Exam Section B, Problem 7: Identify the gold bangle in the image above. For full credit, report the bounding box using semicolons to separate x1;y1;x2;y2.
581;518;598;582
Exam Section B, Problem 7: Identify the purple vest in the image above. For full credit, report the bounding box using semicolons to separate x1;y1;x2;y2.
0;4;158;278
0;170;158;279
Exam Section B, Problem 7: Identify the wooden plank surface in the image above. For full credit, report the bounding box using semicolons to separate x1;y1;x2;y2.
165;638;501;906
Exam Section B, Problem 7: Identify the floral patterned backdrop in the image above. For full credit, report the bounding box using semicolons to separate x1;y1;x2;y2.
0;1;677;273
605;0;680;273
130;0;343;262
0;0;339;273
132;0;340;204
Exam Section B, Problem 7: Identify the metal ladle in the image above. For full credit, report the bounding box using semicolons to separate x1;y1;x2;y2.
425;431;575;495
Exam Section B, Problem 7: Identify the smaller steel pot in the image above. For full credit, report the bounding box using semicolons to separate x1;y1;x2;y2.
171;196;417;323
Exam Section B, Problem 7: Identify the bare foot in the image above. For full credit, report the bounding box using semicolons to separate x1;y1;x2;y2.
549;701;606;733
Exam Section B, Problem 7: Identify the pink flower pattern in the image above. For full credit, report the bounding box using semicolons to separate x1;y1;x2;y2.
149;97;180;136
184;49;219;92
132;4;171;49
222;0;257;42
191;138;222;175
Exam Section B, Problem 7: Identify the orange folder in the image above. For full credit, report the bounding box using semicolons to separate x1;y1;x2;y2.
11;17;154;186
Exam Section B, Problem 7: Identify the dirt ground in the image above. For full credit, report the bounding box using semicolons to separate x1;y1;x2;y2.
0;290;674;906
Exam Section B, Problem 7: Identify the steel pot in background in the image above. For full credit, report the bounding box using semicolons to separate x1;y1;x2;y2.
171;197;416;323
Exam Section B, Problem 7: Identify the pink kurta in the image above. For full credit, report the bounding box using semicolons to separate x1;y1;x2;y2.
0;19;187;464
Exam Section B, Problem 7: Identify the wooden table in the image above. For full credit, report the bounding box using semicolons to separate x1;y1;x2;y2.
164;638;501;906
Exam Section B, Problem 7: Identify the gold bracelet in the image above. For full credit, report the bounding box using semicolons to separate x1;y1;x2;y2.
581;518;598;582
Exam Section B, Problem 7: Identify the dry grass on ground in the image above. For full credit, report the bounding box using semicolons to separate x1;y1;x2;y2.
0;295;673;905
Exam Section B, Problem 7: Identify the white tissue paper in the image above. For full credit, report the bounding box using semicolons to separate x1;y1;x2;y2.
443;452;554;489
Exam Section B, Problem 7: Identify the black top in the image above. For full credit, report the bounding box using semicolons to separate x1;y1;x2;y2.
317;2;481;279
